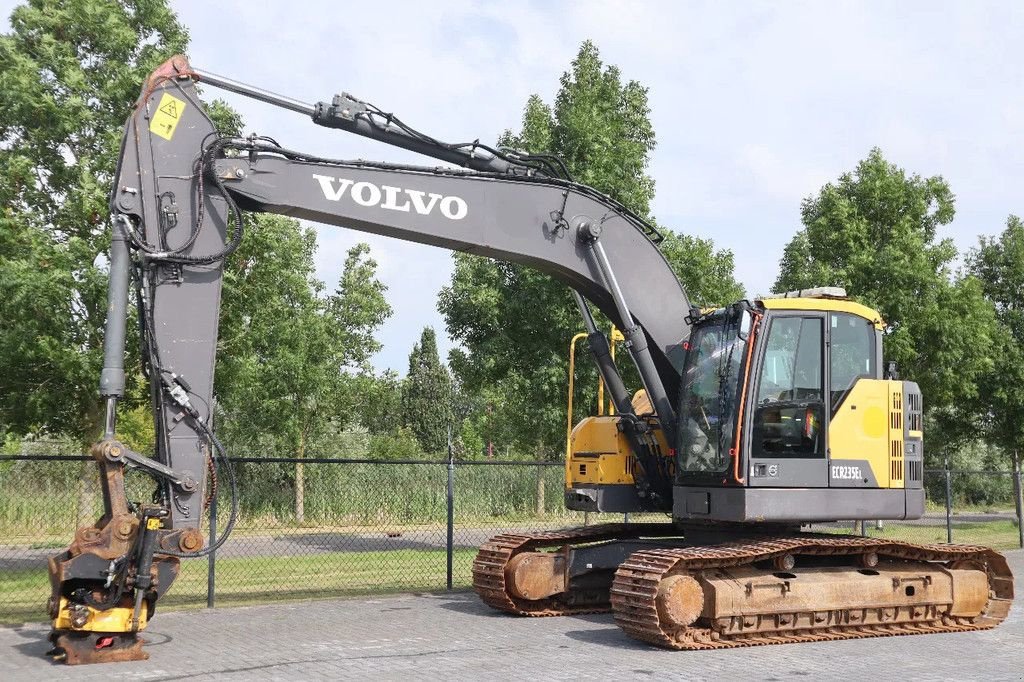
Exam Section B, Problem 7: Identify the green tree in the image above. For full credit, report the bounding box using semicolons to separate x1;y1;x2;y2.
217;229;391;521
439;41;742;457
355;370;402;436
775;148;996;453
968;215;1024;463
400;327;453;454
0;0;189;445
0;1;396;524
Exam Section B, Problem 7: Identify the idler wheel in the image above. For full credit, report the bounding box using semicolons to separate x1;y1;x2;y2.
656;574;704;628
505;552;566;601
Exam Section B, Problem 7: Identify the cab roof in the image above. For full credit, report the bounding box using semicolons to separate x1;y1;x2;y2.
758;287;884;329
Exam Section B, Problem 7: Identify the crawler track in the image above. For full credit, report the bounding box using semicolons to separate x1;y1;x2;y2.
610;535;1014;649
472;523;679;616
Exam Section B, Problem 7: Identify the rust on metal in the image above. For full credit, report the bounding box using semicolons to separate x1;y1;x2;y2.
47;631;148;665
47;442;183;665
177;528;205;553
505;552;567;601
472;523;679;617
772;553;796;571
655;574;703;628
144;54;195;91
474;524;1013;649
948;568;990;617
609;535;1014;650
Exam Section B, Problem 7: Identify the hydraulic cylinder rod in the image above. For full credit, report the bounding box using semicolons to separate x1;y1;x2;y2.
192;67;316;116
578;221;678;445
98;216;132;437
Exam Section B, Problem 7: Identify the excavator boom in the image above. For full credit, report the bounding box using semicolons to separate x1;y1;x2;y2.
47;55;693;663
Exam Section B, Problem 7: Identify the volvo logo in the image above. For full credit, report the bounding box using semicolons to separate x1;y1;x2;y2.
313;175;468;220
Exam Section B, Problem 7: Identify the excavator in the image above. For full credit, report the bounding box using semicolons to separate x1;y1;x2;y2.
45;55;1013;664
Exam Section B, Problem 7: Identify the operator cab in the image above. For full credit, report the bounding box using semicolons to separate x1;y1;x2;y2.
674;288;924;523
565;288;924;522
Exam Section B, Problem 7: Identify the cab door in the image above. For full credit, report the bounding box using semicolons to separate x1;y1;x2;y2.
747;313;829;487
826;311;881;488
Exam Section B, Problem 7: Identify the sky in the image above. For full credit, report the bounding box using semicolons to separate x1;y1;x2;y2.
4;1;1022;374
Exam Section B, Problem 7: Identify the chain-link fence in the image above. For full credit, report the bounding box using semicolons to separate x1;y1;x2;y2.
1;455;1021;625
807;467;1024;550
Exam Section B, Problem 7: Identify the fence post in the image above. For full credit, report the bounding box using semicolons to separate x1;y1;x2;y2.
1014;450;1024;550
446;437;455;591
207;490;216;608
944;457;953;544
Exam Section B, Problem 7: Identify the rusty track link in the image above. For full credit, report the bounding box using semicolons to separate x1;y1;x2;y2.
610;534;1014;649
472;523;680;616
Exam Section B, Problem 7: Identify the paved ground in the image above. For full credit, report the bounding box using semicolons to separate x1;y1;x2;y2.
2;551;1022;681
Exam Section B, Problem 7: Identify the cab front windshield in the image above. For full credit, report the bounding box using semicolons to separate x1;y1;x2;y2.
677;311;747;474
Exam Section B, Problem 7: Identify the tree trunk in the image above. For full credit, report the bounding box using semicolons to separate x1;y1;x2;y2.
535;442;545;516
295;432;306;525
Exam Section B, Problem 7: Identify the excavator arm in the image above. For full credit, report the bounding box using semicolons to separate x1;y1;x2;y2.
47;55;693;663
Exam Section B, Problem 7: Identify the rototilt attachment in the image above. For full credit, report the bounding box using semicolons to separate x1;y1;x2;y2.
45;439;195;664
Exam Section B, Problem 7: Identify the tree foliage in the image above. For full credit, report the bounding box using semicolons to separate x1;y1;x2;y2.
439;41;742;457
216;225;391;520
217;229;391;452
968;215;1024;460
0;0;188;443
775;148;996;449
400;327;453;454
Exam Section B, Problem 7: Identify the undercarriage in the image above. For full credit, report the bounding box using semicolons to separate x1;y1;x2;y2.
472;523;1014;649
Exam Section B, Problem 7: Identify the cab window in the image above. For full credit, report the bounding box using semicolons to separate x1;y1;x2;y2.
829;313;876;410
752;316;824;458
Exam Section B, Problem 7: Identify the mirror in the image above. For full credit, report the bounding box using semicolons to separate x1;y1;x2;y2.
738;309;753;340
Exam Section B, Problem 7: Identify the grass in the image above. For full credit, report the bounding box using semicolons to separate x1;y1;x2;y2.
0;548;478;626
924;500;1016;515
813;520;1022;550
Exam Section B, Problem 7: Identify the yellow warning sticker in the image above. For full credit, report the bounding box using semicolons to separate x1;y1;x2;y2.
146;517;162;530
149;92;187;141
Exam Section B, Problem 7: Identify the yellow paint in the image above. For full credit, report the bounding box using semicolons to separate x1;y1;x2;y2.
146;517;162;530
862;405;887;438
149;92;187;141
760;297;884;329
597;325;625;416
53;597;147;632
566;415;670;488
565;332;588;467
829;380;891;487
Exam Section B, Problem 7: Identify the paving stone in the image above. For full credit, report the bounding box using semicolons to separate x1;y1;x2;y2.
3;551;1022;681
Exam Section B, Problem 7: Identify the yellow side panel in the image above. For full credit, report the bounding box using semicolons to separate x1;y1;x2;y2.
828;380;890;487
566;416;670;488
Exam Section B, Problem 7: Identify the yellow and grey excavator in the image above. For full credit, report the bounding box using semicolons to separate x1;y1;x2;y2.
46;56;1013;664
